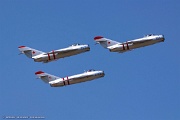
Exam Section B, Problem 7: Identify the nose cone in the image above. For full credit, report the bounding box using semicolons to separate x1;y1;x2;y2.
161;35;165;42
158;35;165;42
101;71;105;77
86;44;90;51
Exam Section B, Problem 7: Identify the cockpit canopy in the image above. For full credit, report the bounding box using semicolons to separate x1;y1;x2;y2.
85;69;95;72
144;34;155;37
70;43;81;46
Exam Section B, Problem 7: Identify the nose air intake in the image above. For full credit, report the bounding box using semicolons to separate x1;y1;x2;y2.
160;35;165;42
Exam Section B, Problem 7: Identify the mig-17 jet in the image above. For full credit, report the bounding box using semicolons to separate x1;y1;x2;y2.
18;44;90;63
35;69;105;87
94;34;165;53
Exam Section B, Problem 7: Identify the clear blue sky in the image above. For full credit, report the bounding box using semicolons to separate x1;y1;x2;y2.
0;0;179;120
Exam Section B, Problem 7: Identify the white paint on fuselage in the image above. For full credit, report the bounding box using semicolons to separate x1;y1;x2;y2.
50;71;104;87
33;44;90;63
109;35;164;52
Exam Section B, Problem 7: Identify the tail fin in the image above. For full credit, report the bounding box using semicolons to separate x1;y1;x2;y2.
94;36;120;48
18;46;45;58
35;71;60;83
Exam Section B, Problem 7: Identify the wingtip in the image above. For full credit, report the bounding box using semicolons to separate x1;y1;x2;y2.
18;46;26;48
35;71;44;75
94;36;104;40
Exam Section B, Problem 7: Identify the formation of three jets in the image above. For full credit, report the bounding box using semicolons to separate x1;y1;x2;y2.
18;34;165;87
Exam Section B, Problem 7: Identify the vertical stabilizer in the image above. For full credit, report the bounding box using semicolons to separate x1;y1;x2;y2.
18;46;45;58
94;36;120;48
35;71;60;83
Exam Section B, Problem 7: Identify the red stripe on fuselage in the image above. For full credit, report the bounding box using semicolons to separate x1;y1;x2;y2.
52;50;56;59
48;53;51;60
126;42;129;50
67;76;70;85
62;78;66;86
122;44;125;50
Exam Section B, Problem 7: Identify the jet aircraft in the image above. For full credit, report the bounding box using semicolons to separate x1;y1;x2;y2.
35;69;105;87
94;34;165;53
18;44;90;63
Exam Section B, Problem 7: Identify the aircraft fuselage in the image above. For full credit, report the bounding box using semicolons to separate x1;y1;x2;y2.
33;45;90;63
49;70;105;87
109;34;164;52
